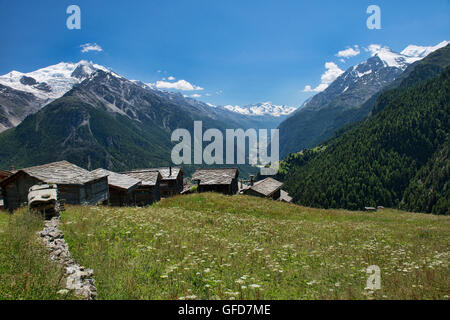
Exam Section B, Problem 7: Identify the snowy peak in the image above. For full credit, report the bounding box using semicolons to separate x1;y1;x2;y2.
223;102;296;117
401;40;449;59
0;60;114;100
319;41;450;99
368;41;449;70
367;45;412;70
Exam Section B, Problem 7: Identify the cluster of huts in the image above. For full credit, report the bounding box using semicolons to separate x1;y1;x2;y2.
0;160;291;211
191;168;292;202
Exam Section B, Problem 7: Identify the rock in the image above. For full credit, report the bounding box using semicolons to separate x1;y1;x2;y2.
57;289;70;295
38;217;97;300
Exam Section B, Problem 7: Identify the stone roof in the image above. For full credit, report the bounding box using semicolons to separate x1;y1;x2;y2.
91;169;141;191
247;177;283;197
192;168;239;185
279;190;293;203
2;161;106;186
123;170;161;186
0;169;11;181
125;167;182;181
0;169;11;175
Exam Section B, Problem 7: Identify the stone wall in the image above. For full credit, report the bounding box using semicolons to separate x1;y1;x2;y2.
38;217;97;300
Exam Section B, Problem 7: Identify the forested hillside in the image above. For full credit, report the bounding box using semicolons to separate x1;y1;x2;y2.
401;139;449;214
279;66;449;214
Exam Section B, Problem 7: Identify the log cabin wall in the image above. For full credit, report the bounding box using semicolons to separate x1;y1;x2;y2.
2;173;41;210
83;178;109;205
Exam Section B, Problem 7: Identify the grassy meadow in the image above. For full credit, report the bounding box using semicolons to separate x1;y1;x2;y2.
0;209;69;299
53;193;449;300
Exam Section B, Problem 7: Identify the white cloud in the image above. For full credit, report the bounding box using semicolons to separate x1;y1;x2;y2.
80;43;103;53
155;79;203;91
336;45;360;58
168;76;176;81
303;62;344;92
191;93;202;98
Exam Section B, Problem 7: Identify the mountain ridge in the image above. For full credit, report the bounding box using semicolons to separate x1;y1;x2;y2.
277;44;450;214
278;41;449;158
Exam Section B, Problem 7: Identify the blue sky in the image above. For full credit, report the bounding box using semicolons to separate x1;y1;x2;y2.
0;0;449;107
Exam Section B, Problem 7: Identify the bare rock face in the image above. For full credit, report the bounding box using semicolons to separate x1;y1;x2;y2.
38;217;97;300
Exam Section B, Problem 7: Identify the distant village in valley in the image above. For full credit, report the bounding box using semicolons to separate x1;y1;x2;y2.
0;160;292;212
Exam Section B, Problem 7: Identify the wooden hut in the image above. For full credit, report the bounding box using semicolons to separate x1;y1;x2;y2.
0;169;11;181
0;161;109;211
91;169;141;207
0;169;12;210
242;177;286;201
124;167;183;198
192;168;239;195
123;170;162;206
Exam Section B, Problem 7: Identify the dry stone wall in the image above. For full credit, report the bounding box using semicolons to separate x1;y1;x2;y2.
38;216;97;300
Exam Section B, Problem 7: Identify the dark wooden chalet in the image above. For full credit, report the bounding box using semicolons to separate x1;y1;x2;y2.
192;168;239;195
0;169;12;210
91;169;141;207
0;161;109;211
124;167;183;198
0;169;11;181
123;170;162;206
242;177;286;201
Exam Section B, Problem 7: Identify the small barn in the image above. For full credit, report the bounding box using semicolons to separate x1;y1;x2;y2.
0;161;109;211
243;177;283;200
91;169;141;207
192;168;239;195
124;167;183;198
123;170;162;206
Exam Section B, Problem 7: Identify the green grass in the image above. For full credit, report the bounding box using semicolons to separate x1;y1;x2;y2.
0;209;70;300
59;193;450;300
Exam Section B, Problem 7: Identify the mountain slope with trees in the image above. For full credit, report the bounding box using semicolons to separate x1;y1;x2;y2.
278;44;450;158
401;139;449;215
278;62;449;214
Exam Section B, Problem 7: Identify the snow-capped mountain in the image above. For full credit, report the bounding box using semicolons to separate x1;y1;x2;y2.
278;41;449;157
300;53;405;113
0;40;446;135
0;67;276;171
0;59;293;134
0;60;114;101
0;61;123;132
401;40;449;61
367;40;449;70
223;102;296;117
